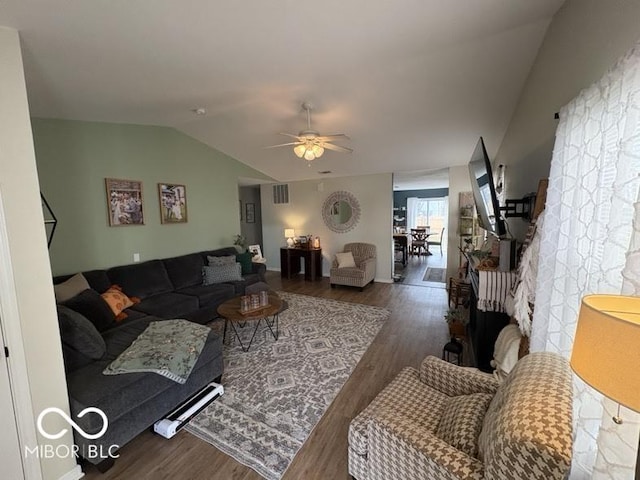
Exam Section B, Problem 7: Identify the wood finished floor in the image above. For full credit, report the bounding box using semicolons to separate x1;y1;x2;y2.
83;271;449;480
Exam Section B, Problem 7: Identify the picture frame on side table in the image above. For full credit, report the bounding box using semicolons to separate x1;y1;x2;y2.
245;202;255;223
105;178;144;226
158;183;188;224
248;244;263;259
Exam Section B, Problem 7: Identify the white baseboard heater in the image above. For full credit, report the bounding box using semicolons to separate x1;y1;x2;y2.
154;382;224;439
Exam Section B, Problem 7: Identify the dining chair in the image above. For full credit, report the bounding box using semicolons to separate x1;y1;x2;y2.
427;227;445;254
410;229;428;256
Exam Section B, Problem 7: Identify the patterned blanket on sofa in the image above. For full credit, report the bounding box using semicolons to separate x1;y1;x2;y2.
103;319;210;384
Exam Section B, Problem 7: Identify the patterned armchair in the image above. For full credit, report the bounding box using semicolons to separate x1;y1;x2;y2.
330;243;377;291
348;352;572;480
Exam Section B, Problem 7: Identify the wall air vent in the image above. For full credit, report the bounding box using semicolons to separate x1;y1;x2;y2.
272;184;289;204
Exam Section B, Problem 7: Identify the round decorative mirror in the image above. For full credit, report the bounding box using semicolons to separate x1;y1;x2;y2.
322;191;361;233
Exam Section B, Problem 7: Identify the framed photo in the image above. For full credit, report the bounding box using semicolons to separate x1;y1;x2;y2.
158;183;188;224
248;244;262;259
106;178;144;226
245;202;255;223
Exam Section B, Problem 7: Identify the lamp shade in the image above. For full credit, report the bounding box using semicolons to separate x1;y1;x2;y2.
570;294;640;412
284;228;295;238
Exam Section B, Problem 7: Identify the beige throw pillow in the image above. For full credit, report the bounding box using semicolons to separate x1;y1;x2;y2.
335;251;356;268
54;273;90;303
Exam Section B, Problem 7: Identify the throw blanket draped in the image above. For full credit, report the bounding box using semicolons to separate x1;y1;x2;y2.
477;270;518;313
103;319;210;384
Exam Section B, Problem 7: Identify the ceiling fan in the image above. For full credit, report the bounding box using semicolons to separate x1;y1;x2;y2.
266;102;352;163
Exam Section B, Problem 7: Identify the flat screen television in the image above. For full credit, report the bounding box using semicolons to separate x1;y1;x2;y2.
468;137;506;237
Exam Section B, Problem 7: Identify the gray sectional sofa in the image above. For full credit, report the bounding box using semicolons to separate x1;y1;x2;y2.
54;247;265;469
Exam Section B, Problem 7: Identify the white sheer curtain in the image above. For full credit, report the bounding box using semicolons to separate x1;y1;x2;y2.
531;42;640;479
406;197;418;231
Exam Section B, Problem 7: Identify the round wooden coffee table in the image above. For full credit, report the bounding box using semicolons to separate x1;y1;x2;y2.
217;292;282;352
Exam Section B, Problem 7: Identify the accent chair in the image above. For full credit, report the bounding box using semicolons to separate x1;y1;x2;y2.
348;352;572;480
330;242;376;291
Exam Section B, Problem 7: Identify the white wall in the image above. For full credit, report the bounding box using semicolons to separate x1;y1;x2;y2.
0;28;80;479
261;174;393;282
446;166;473;282
495;0;640;239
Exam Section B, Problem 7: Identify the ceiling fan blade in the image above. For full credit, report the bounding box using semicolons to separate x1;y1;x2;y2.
317;134;350;141
322;143;353;154
278;132;302;140
264;142;303;149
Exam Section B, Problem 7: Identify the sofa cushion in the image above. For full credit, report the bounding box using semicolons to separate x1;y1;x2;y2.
57;305;106;360
163;253;204;290
66;318;223;430
107;260;173;299
436;393;493;458
235;251;253;275
207;255;236;266
54;273;90;303
130;292;199;318
203;263;242;284
63;289;116;332
200;247;238;265
176;283;235;309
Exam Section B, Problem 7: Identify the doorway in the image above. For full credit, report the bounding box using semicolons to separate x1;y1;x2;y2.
238;182;264;252
392;169;449;288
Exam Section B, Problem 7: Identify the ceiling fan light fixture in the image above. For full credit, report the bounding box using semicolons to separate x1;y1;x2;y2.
312;145;324;157
294;144;306;158
304;149;316;161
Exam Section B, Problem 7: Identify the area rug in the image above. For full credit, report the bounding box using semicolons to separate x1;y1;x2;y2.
185;291;389;480
423;267;446;283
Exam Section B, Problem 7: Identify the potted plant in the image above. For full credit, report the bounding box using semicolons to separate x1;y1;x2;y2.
445;307;469;338
233;234;247;251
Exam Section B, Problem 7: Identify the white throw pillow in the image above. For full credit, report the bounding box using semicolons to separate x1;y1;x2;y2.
491;324;522;382
335;251;356;268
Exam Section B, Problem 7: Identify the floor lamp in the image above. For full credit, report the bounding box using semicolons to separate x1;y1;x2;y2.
570;294;640;474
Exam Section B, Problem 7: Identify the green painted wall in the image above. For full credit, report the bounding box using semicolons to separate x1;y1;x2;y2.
33;118;271;275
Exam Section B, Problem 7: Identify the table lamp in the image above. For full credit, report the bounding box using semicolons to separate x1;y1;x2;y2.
285;229;295;248
570;294;640;424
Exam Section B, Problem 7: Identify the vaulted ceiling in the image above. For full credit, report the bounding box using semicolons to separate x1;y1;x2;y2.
0;0;565;182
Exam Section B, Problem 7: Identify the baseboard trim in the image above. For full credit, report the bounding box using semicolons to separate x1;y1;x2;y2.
374;277;393;284
58;464;84;480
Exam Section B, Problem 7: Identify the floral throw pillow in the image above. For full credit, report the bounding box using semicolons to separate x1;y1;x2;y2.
101;285;138;321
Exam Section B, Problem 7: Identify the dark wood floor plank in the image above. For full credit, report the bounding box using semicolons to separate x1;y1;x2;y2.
83;263;449;479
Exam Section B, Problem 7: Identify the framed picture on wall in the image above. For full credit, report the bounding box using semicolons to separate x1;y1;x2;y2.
245;202;255;223
158;183;188;224
105;178;144;226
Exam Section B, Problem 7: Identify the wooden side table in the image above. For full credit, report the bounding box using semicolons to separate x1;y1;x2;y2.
280;247;322;280
217;293;282;352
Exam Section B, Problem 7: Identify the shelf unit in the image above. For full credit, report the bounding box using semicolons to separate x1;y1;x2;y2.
392;206;407;229
458;192;483;267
